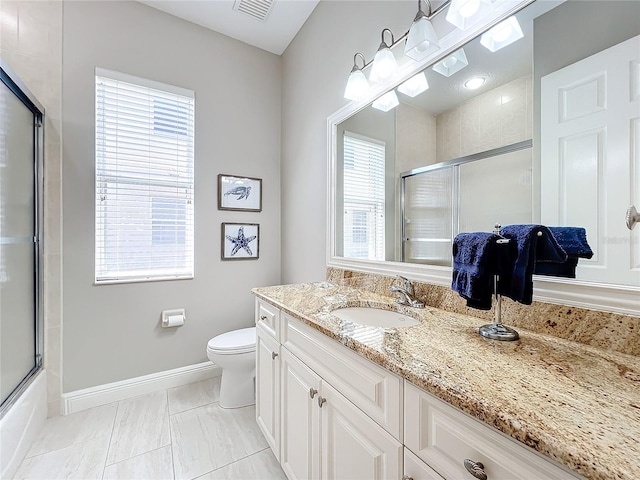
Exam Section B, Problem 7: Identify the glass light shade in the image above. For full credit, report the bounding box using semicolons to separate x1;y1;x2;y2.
372;90;399;112
369;46;398;84
480;16;524;52
404;16;440;61
397;72;429;97
432;48;469;77
445;0;494;30
344;69;370;101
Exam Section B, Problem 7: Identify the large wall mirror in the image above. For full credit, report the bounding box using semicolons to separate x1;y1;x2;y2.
329;0;640;313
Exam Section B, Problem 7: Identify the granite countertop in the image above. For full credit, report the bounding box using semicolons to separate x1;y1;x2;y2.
252;282;640;480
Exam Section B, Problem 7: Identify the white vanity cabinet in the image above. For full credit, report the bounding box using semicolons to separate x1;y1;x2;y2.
256;301;403;479
255;299;580;480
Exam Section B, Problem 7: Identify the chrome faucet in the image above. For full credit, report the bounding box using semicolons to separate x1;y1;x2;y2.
389;276;424;308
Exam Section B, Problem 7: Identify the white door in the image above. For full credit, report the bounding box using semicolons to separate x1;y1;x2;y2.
320;382;402;480
280;348;321;480
541;35;640;286
256;325;280;460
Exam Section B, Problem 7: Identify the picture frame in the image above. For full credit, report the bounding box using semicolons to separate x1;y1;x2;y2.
221;223;260;260
218;174;262;212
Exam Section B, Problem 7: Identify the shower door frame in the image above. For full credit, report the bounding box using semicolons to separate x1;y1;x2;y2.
0;59;45;417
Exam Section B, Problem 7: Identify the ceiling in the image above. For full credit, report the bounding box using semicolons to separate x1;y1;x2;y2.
138;0;320;55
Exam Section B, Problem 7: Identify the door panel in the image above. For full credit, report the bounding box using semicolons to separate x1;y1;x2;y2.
0;78;37;404
256;326;280;459
321;382;402;480
280;348;321;480
541;35;640;286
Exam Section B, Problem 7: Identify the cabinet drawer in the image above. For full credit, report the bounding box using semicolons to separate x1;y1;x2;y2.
404;448;443;480
404;382;581;480
282;313;403;440
255;299;280;340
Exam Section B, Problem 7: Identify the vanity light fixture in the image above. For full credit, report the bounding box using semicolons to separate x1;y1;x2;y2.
404;0;441;61
398;72;429;97
343;0;449;100
344;53;370;101
464;76;486;89
480;16;524;52
445;0;494;31
432;48;469;77
372;90;400;112
369;29;398;84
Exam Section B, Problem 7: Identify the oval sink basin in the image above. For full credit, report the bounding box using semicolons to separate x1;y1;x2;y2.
332;307;419;328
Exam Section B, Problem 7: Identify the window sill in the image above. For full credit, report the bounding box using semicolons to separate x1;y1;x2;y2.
94;275;194;286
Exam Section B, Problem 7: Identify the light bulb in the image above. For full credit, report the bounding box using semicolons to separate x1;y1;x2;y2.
370;47;397;83
492;22;513;42
459;0;480;18
443;57;458;68
344;69;370;101
464;76;485;90
397;72;429;97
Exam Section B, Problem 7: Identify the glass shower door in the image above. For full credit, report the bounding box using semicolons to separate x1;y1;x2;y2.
0;67;42;408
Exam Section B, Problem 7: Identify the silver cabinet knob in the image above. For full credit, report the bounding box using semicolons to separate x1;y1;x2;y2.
402;476;413;480
271;351;278;360
309;388;318;399
626;205;640;230
464;459;487;480
317;396;326;407
260;315;267;321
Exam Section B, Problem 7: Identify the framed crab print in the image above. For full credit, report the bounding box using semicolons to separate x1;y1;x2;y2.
222;223;259;260
218;174;262;212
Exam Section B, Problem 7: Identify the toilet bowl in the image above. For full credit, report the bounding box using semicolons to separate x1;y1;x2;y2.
206;327;256;409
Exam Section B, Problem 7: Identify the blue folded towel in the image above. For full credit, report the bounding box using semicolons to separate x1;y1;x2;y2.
452;232;504;310
546;227;593;258
499;225;568;305
533;226;593;278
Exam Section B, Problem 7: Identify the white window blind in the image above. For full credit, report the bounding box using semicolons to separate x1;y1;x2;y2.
343;132;385;260
95;68;195;283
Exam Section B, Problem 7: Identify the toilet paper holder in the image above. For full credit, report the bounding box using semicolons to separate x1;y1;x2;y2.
161;309;186;328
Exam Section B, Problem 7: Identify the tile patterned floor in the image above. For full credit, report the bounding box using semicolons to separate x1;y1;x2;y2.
14;378;286;480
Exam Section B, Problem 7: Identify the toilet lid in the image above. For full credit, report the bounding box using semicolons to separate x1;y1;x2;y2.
207;327;256;354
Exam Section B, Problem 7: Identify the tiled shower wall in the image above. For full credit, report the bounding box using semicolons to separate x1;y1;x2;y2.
436;74;533;163
0;0;64;417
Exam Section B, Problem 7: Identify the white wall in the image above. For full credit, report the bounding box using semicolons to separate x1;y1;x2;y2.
281;0;417;283
62;1;281;392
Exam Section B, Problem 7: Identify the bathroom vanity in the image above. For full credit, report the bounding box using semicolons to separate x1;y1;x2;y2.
252;282;640;480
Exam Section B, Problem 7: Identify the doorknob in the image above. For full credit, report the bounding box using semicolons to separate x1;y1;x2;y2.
626;205;640;230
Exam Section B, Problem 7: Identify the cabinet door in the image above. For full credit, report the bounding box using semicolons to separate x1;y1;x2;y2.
280;348;321;480
320;382;402;480
256;325;280;460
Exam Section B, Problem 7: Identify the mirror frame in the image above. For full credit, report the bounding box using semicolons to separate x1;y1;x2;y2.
327;0;639;315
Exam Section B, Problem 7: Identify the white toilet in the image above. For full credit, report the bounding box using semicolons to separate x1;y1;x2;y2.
206;327;256;409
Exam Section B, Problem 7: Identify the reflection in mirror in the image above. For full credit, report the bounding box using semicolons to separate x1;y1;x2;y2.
333;0;640;288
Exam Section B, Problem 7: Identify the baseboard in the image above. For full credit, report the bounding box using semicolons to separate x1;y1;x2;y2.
62;361;221;415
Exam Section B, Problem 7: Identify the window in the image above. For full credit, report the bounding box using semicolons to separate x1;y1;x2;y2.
95;68;195;283
343;132;385;260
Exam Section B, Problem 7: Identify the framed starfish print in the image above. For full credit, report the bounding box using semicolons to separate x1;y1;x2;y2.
222;223;260;260
218;174;262;212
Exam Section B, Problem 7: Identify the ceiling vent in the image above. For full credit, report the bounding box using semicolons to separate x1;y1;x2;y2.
232;0;274;22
